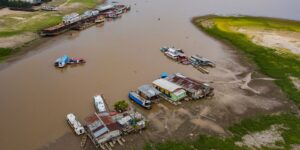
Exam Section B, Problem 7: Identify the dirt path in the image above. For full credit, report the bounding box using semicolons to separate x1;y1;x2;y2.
0;8;31;16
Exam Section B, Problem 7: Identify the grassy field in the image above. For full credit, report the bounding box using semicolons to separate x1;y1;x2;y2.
144;16;300;150
145;113;300;150
0;0;102;36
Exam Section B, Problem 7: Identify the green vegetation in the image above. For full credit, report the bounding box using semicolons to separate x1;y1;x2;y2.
114;100;129;113
0;48;15;62
0;0;101;37
145;16;300;150
0;0;32;8
193;16;300;107
70;0;100;7
145;113;300;150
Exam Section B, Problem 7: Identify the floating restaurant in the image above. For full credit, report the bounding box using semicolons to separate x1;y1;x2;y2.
152;78;187;102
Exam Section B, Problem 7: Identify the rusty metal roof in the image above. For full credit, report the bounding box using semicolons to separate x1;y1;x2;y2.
167;73;212;93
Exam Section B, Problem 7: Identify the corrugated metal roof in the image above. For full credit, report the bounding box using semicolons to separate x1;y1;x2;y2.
152;79;182;92
167;73;213;94
93;126;109;138
138;84;161;98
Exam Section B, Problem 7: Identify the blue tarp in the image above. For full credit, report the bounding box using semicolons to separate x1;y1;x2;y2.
161;72;168;78
60;55;69;63
56;55;70;67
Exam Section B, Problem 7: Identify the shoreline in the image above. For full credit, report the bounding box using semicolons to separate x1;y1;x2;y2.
0;31;70;70
0;0;105;63
192;15;300;107
135;15;300;149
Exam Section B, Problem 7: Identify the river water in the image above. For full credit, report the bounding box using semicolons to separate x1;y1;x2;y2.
0;0;299;149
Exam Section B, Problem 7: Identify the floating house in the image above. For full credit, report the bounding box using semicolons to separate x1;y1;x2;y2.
129;84;161;109
138;84;161;101
96;4;114;12
84;113;121;147
167;73;214;99
152;79;187;102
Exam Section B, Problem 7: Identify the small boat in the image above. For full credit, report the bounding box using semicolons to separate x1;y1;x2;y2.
190;55;216;67
115;9;123;15
129;91;152;109
103;11;119;18
177;55;190;65
113;4;128;13
41;5;58;11
95;16;105;23
94;95;107;113
69;58;86;64
160;47;184;53
66;113;85;135
54;55;69;68
108;13;119;18
161;47;188;64
164;51;178;60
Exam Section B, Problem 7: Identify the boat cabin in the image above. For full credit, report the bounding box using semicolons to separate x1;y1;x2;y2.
152;79;187;102
137;84;161;101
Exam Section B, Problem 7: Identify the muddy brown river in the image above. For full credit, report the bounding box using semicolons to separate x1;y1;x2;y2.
0;0;300;149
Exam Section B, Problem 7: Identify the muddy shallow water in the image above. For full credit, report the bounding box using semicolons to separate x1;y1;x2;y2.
0;0;300;149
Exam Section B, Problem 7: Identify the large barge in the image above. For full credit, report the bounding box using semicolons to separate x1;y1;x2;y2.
40;4;130;36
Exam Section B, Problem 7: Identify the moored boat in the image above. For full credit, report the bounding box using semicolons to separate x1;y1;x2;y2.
95;15;105;23
93;95;108;113
190;55;216;67
66;113;85;135
160;47;189;64
129;91;152;109
54;55;69;68
54;55;86;68
128;84;161;109
69;58;86;64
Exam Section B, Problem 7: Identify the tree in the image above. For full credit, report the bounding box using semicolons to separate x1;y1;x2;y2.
0;0;32;8
114;100;129;113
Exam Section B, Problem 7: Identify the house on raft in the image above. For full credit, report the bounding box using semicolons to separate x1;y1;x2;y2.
152;78;187;102
137;84;161;101
84;113;122;147
166;73;214;99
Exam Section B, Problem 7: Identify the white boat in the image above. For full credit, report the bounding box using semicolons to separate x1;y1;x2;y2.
95;16;105;23
94;95;107;113
66;113;85;135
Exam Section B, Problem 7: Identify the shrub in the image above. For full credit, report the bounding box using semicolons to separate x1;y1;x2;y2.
114;100;129;113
